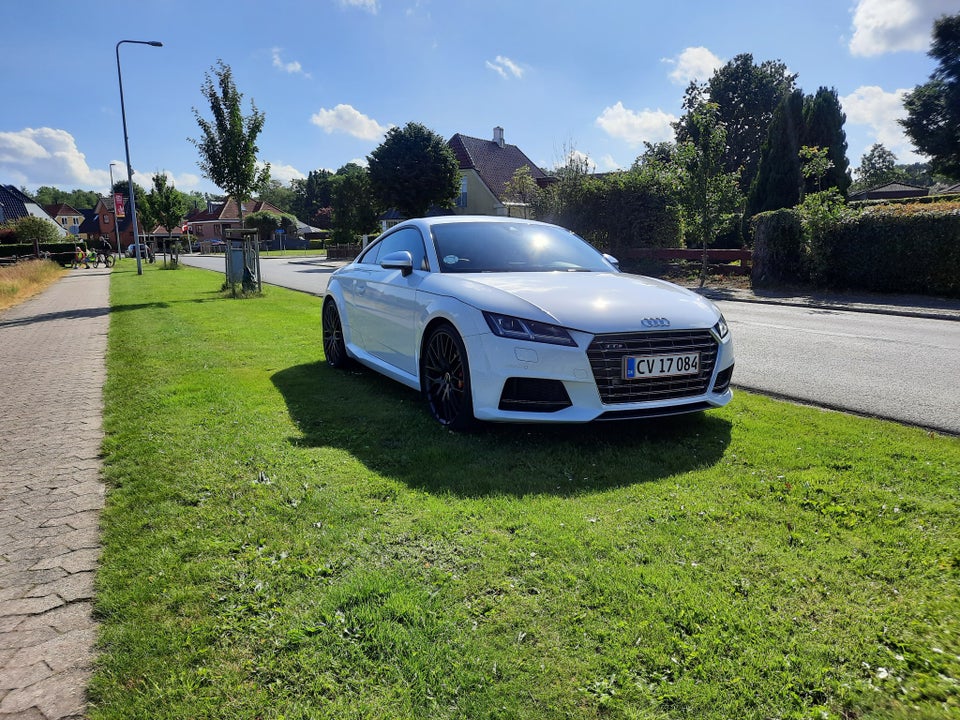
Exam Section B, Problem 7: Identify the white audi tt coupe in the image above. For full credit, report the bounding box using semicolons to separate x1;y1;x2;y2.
322;216;734;430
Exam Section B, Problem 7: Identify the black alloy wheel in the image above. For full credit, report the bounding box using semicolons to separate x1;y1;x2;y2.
322;300;350;368
422;324;475;431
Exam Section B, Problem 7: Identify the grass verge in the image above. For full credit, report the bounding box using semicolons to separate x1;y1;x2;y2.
0;258;65;312
93;263;959;719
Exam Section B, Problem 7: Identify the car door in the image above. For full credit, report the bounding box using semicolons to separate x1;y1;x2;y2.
357;227;429;376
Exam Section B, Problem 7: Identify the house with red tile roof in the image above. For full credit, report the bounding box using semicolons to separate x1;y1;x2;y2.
185;197;286;241
447;127;550;218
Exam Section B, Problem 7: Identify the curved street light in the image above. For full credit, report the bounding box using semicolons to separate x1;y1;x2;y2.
116;39;162;275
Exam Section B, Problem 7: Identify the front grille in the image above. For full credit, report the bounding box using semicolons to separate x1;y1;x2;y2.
499;378;572;412
587;330;718;404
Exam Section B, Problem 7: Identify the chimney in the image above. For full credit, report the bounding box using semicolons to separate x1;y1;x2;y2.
493;126;505;148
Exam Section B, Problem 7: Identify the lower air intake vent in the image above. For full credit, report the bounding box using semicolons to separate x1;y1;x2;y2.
499;378;572;412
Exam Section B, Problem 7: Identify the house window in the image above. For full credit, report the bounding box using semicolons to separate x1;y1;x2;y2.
457;176;468;207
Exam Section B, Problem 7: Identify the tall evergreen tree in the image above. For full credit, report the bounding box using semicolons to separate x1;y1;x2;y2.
677;54;796;194
900;13;960;179
802;87;851;196
747;89;804;216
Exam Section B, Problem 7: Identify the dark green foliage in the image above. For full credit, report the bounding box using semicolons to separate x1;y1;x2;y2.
291;170;334;225
801;87;851;196
678;54;797;194
748;90;804;215
900;13;960;180
330;164;380;244
751;202;960;297
30;186;99;209
812;205;960;296
256;180;297;214
535;168;681;254
244;210;299;242
367;122;460;218
750;209;805;286
3;216;63;245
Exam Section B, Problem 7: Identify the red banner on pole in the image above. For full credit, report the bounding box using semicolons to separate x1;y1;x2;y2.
114;193;125;219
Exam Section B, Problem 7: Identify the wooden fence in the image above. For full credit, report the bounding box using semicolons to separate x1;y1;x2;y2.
625;248;752;275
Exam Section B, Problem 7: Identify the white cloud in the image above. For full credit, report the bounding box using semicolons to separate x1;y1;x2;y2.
595;102;677;147
662;46;724;85
271;48;311;78
0;127;109;190
598;154;622;172
310;104;391;141
264;162;307;184
339;0;378;13
849;0;954;56
839;85;922;162
486;56;524;79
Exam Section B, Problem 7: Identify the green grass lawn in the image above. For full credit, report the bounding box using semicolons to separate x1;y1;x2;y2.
92;263;960;719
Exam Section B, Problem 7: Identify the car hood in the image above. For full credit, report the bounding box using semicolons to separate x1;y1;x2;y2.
422;272;721;333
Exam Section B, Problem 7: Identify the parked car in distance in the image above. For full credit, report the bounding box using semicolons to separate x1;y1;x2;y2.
125;243;154;261
322;216;735;430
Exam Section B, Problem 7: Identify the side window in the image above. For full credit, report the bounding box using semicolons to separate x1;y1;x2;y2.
373;227;429;271
356;240;380;264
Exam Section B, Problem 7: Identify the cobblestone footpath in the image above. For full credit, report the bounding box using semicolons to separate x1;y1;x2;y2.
0;268;110;720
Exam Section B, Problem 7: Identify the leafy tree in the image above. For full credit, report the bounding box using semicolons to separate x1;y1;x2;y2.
501;166;539;217
6;216;62;245
291;169;334;226
31;186;99;209
748;89;804;215
676;103;744;286
147;173;187;257
257;179;297;214
330;164;380;244
367;122;460;218
678;54;797;193
244;210;298;243
900;13;960;179
854;143;902;189
190;59;270;225
799;146;835;194
801;87;851;196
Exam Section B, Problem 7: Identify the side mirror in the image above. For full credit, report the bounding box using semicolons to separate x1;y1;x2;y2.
603;253;620;271
380;250;414;276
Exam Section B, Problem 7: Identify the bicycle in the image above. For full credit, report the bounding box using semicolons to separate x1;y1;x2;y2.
92;251;115;268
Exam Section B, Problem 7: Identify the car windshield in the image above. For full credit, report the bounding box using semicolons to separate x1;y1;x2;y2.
432;222;613;273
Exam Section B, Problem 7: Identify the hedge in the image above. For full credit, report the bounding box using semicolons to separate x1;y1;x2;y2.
750;209;805;287
816;206;960;296
751;203;960;297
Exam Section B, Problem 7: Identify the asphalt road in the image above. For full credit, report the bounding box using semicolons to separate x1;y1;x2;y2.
181;254;960;434
716;301;960;435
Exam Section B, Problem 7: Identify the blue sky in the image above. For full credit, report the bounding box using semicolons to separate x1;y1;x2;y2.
2;0;953;197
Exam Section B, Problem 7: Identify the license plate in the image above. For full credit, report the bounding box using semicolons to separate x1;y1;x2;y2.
623;352;700;380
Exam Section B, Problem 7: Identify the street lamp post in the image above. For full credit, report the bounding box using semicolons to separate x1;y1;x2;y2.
116;39;162;276
108;162;122;260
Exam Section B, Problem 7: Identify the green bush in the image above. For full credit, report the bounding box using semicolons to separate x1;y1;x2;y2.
751;200;960;297
750;209;806;286
816;204;960;296
308;239;325;250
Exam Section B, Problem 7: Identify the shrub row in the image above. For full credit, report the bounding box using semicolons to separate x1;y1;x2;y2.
752;203;960;297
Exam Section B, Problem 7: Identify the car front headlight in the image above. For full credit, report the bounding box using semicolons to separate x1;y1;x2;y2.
713;314;729;340
483;311;577;347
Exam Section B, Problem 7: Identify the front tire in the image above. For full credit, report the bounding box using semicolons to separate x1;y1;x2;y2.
322;299;351;368
422;324;475;431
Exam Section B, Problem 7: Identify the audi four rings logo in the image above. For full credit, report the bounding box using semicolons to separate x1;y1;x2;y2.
641;317;671;328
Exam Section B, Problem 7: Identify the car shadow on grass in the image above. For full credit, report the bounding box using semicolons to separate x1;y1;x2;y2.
272;361;733;498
